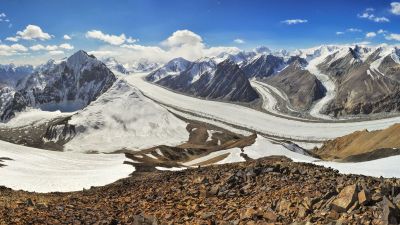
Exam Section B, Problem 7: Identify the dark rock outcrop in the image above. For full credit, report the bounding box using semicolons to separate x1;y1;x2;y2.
156;60;259;102
266;59;326;111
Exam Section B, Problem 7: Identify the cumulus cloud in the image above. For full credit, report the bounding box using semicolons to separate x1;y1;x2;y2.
126;37;138;44
86;30;137;45
5;36;19;42
366;32;377;38
233;38;245;44
161;30;203;48
48;50;64;55
281;19;308;25
385;33;400;41
391;2;400;15
10;25;53;41
63;34;71;40
377;29;387;34
358;8;390;22
30;43;74;51
89;29;239;64
0;43;28;56
59;43;74;50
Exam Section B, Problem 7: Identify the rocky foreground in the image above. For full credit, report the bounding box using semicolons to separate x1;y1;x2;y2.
1;156;400;225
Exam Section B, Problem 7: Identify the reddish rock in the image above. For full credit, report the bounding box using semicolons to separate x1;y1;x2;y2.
331;184;358;213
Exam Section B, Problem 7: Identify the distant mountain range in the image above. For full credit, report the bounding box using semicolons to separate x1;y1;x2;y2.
1;44;400;120
145;44;400;118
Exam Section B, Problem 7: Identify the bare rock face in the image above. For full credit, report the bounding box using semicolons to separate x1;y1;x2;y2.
266;58;326;111
1;50;116;121
156;59;259;103
241;54;285;78
318;46;400;117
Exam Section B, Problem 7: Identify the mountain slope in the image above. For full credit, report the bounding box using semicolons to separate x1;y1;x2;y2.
241;54;285;78
314;123;400;161
146;57;191;82
64;79;188;153
317;46;400;116
156;60;259;102
266;59;326;111
0;64;34;86
1;50;116;121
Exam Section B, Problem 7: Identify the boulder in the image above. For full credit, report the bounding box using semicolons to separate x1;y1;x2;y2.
331;184;358;212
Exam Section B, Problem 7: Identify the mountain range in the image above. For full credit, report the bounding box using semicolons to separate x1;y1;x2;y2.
145;44;400;118
1;44;400;121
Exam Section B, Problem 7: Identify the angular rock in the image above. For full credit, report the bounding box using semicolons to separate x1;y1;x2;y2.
331;184;358;213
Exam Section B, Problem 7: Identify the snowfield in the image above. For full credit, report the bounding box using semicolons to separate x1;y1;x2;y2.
184;136;400;178
0;140;133;193
126;73;400;142
64;79;189;153
0;109;72;128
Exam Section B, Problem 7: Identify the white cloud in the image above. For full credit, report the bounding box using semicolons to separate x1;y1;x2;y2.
233;38;245;44
48;50;64;55
358;8;390;23
347;28;362;32
126;37;138;44
0;13;6;18
390;2;400;15
9;44;28;52
366;32;377;38
5;36;19;42
59;43;74;50
89;29;239;64
161;30;203;48
86;30;135;45
63;35;71;40
29;44;45;51
12;25;53;41
377;29;387;34
352;41;371;46
281;19;308;25
0;43;28;56
30;43;74;51
385;33;400;41
336;31;344;35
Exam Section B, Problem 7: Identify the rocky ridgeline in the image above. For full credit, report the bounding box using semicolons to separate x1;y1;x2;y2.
1;156;400;224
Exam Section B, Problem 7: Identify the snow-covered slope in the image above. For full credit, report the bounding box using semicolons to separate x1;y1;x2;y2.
103;57;129;74
0;139;133;192
184;136;400;178
0;64;34;86
103;57;159;74
146;57;191;82
64;79;188;153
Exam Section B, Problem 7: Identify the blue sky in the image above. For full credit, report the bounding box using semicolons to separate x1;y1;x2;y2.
1;0;400;64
